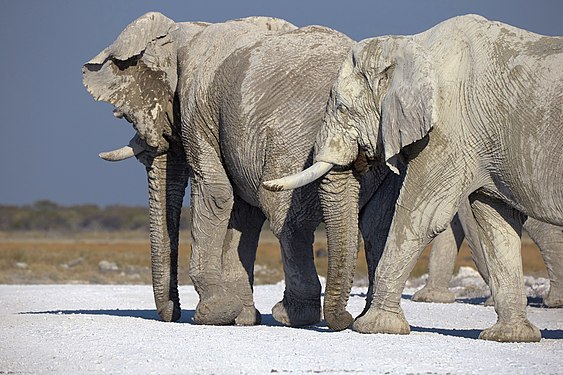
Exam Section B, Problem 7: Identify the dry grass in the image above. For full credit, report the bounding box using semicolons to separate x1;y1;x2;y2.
0;230;547;285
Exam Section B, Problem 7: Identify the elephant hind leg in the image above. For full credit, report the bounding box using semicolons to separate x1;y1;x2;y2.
411;220;461;304
471;194;541;342
222;195;266;325
190;174;243;325
524;218;563;308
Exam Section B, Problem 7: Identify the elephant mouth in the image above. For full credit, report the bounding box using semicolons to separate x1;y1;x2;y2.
98;107;158;162
113;108;133;123
100;102;177;162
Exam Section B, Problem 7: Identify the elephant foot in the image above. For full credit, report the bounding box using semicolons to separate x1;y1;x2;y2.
235;305;262;326
411;286;455;303
156;300;181;322
543;291;563;308
271;294;321;327
479;319;541;342
194;289;243;325
353;307;410;335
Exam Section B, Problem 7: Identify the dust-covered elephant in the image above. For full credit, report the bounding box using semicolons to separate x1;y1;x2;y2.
265;15;562;342
83;12;366;327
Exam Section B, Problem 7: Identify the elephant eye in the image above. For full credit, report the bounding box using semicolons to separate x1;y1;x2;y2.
378;65;395;87
336;102;349;113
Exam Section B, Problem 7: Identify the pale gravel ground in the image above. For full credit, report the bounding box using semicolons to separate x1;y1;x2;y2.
1;276;562;374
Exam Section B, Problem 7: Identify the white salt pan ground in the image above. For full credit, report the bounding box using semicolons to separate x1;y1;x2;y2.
1;272;562;374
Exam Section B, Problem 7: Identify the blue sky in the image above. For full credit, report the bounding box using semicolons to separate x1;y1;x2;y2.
1;0;561;206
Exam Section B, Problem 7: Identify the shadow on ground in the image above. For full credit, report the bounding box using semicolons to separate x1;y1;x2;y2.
411;326;563;340
21;309;562;339
455;296;547;307
21;309;196;324
21;309;331;332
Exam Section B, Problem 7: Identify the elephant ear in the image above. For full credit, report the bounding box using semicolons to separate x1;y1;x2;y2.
82;12;178;149
370;37;436;174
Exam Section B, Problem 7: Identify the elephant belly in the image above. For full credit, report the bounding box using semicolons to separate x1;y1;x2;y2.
222;140;263;207
485;160;563;226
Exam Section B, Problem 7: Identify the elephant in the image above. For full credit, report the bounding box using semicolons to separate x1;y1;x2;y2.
83;12;294;324
412;202;563;308
84;12;380;327
264;15;562;342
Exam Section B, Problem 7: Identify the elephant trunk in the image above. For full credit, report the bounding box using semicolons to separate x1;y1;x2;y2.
146;148;188;322
320;169;361;331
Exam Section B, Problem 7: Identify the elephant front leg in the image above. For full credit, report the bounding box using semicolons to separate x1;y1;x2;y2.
353;204;432;335
189;176;243;325
353;155;466;335
221;196;266;326
359;170;402;316
471;195;541;342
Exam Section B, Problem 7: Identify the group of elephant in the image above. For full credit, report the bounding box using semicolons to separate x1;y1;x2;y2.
83;12;562;342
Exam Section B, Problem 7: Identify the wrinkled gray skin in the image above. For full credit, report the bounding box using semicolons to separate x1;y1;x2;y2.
271;15;562;342
83;12;371;326
413;202;563;308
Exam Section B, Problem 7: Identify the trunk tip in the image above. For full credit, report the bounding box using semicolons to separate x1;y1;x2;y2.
324;310;354;331
157;300;181;322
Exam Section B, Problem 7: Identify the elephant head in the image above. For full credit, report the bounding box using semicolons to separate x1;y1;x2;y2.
82;12;197;322
264;36;437;330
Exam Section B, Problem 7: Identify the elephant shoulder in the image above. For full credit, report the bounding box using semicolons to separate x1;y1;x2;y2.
232;16;297;33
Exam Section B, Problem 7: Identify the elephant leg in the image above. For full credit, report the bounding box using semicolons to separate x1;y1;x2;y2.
458;198;490;282
359;170;402;315
353;151;468;335
411;216;463;303
524;218;563;308
458;198;493;305
270;223;322;327
189;174;243;325
259;172;322;327
221;195;266;325
470;194;541;342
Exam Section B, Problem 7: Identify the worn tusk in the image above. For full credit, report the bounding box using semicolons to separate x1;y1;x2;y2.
262;161;334;191
99;135;147;161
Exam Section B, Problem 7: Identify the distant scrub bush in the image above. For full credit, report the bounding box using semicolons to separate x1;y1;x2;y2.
0;200;192;232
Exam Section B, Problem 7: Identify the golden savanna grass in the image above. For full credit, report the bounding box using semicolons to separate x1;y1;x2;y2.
0;230;547;285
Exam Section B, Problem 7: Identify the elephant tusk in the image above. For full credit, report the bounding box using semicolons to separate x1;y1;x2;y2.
262;161;334;191
99;134;147;161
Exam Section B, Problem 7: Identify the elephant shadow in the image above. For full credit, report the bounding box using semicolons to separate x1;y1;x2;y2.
259;314;329;332
20;310;330;331
21;310;562;338
410;326;563;340
21;309;197;324
455;296;547;308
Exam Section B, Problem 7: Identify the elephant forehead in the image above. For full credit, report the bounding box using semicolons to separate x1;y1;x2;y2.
333;68;366;104
104;12;174;63
354;37;396;70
